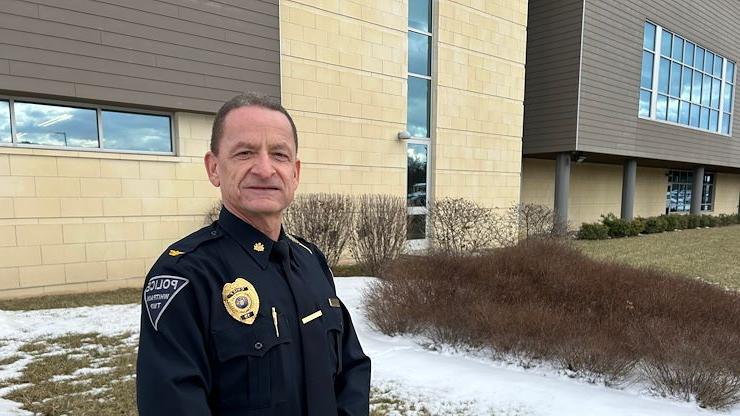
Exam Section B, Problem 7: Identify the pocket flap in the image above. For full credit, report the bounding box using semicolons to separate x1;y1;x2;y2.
212;315;290;362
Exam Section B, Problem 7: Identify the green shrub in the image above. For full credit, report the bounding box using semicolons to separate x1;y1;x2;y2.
643;216;667;234
674;214;689;230
600;213;630;238
718;214;737;226
661;214;679;231
700;215;719;228
629;217;646;236
577;223;609;240
686;214;701;229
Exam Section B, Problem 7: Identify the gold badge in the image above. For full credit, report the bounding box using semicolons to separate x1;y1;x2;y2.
168;249;185;256
253;242;265;252
222;278;260;325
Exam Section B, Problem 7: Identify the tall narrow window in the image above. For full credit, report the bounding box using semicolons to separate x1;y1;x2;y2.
639;22;735;136
406;0;432;240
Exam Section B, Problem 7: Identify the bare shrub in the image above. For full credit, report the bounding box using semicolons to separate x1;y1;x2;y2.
428;198;494;254
350;194;406;277
204;201;222;225
365;239;740;407
490;203;568;247
283;193;354;268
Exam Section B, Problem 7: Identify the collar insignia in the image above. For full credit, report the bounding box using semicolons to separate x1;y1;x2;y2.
168;249;185;257
253;242;265;252
222;278;259;325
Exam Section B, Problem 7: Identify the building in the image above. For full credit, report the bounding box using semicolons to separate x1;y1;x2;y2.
521;0;740;226
0;1;527;298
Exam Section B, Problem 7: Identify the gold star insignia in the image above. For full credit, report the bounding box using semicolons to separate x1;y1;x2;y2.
253;242;265;252
168;249;185;257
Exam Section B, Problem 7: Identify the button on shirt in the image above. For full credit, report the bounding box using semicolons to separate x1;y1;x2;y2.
136;207;371;416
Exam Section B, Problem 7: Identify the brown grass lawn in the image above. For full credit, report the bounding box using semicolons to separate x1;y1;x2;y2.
575;224;740;289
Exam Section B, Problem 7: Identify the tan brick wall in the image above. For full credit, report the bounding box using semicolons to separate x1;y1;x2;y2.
280;0;527;207
434;1;526;209
0;112;219;299
280;0;407;197
522;159;673;227
714;173;740;214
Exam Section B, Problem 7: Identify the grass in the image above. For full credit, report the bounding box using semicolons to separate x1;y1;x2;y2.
2;331;459;415
575;224;740;289
0;288;141;311
2;332;137;416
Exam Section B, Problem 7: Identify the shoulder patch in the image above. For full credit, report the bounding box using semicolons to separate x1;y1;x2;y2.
144;275;190;331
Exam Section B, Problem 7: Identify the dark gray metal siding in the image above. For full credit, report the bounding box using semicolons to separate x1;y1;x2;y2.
523;0;584;154
577;0;740;168
0;0;280;113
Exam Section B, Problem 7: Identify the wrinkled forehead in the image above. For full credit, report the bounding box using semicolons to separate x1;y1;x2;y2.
220;106;296;152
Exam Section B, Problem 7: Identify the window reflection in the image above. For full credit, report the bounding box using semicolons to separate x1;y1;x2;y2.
684;42;695;66
408;32;431;76
102;111;171;152
643;22;656;50
723;84;733;111
406;214;426;240
14;102;98;148
407;143;427;207
408;0;431;32
0;101;10;143
656;94;667;120
660;30;672;57
667;98;679;122
666;171;716;213
407;76;430;138
678;101;690;125
639;91;651;117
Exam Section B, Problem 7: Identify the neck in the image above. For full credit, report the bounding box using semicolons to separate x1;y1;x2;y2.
224;202;282;241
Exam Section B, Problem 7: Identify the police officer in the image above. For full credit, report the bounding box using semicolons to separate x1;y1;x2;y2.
136;93;371;415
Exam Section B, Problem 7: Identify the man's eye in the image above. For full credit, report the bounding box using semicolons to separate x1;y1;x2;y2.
235;151;252;158
273;153;289;161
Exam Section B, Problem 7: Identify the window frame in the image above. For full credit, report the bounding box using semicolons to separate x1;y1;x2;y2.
406;1;435;242
665;170;715;213
640;22;736;137
0;95;175;156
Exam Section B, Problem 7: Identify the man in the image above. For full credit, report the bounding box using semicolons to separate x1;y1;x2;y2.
136;93;371;415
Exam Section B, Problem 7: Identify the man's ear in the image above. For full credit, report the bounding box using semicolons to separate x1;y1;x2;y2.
204;151;220;187
294;158;301;183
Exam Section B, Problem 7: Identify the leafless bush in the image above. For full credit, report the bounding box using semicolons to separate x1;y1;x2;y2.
490;203;568;247
283;193;355;268
350;194;406;277
204;201;222;225
428;198;494;255
364;239;740;408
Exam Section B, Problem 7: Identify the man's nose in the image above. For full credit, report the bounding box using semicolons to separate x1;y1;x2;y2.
250;152;275;178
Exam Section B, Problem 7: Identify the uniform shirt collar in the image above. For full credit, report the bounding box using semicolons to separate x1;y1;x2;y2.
217;206;287;270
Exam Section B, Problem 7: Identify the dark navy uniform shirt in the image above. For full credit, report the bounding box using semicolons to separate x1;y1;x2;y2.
136;207;371;416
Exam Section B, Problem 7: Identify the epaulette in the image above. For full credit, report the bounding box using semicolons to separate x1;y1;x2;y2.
165;223;224;262
285;232;314;255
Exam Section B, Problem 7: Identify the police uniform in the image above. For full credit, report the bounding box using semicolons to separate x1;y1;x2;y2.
136;206;371;416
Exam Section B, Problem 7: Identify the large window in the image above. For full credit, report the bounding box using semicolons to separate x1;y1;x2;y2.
640;22;735;135
406;0;432;240
666;170;715;213
0;98;173;153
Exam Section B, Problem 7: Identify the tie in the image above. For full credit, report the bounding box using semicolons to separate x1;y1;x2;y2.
271;240;337;416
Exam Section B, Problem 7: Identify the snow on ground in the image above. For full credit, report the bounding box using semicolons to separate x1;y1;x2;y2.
0;277;738;416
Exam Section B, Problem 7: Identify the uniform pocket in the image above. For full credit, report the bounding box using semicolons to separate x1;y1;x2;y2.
212;315;291;410
322;307;344;376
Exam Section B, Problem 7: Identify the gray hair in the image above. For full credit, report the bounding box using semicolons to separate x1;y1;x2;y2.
210;92;298;155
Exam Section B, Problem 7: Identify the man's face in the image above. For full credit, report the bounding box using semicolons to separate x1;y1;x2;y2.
205;106;300;223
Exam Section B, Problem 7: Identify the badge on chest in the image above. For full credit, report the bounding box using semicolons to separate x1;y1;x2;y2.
222;278;260;325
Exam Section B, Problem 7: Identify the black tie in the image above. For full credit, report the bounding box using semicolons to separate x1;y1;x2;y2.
271;240;337;416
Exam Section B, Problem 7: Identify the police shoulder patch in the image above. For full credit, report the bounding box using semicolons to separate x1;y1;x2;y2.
143;275;190;331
